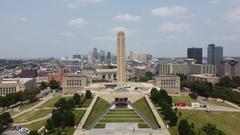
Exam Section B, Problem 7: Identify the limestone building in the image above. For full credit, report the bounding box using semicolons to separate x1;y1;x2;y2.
0;78;36;96
154;75;180;94
117;31;126;85
188;74;219;86
62;73;92;94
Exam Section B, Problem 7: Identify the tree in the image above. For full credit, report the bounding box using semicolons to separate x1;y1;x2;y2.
201;123;225;135
178;119;195;135
63;111;75;127
49;80;59;90
45;119;54;131
39;81;48;90
73;93;81;105
85;90;92;99
0;112;13;128
29;130;40;135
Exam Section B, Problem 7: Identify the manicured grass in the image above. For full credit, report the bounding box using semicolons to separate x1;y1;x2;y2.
99;118;144;123
138;123;150;128
14;109;52;124
73;109;86;125
94;124;105;128
24;119;47;131
19;101;41;110
207;100;237;108
133;97;159;128
37;96;62;108
164;110;240;135
82;98;93;108
172;96;196;104
84;97;110;128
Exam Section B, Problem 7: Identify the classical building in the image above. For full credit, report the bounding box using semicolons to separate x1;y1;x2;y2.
0;78;36;96
62;73;92;94
117;31;126;85
95;65;117;81
154;75;180;94
188;74;220;86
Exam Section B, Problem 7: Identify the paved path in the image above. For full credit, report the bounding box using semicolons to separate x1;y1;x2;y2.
76;95;98;129
13;114;51;126
12;93;54;118
145;96;171;135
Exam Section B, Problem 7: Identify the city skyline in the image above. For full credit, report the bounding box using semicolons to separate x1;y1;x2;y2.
0;0;240;58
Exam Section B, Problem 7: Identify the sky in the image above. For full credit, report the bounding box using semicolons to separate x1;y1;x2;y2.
0;0;240;58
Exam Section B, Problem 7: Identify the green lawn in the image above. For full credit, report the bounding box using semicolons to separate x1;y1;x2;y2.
94;109;149;129
172;96;196;104
73;109;86;125
82;98;93;108
206;100;237;108
133;97;159;128
83;97;110;128
164;110;240;135
14;109;52;124
37;96;62;108
24;119;47;131
47;127;75;135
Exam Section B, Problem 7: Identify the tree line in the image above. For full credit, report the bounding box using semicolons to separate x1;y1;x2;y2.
0;89;40;108
45;90;92;134
150;88;178;126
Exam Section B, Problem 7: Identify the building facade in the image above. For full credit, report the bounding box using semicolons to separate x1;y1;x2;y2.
154;75;180;94
0;78;36;96
188;74;220;86
62;73;92;94
187;47;203;64
218;58;240;77
207;44;223;65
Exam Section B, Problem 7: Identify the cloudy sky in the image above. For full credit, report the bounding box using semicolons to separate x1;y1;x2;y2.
0;0;240;58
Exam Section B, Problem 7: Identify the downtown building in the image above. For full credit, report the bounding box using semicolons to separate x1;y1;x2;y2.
157;59;216;75
187;47;202;64
218;58;240;77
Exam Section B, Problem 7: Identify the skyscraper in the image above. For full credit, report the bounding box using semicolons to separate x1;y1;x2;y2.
117;31;126;85
187;47;202;64
93;48;98;59
106;51;112;65
99;50;105;63
207;44;223;65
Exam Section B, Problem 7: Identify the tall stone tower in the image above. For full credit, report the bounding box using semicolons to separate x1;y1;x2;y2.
117;31;126;85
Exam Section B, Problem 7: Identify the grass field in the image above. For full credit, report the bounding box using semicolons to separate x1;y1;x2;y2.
14;109;52;124
206;100;237;108
164;110;240;135
94;109;149;129
84;97;110;128
133;98;159;128
37;96;62;108
82;98;93;108
172;96;196;104
24;119;47;131
73;109;86;125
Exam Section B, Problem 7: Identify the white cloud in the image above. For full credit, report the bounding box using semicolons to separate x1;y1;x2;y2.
115;14;142;22
111;26;128;33
15;36;26;40
152;5;188;17
225;9;240;24
66;18;87;29
66;0;103;8
159;22;191;32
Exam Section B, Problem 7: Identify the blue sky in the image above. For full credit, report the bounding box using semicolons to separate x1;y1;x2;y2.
0;0;240;58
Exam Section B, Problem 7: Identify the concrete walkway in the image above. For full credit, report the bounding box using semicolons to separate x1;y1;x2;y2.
76;95;99;129
145;96;171;135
